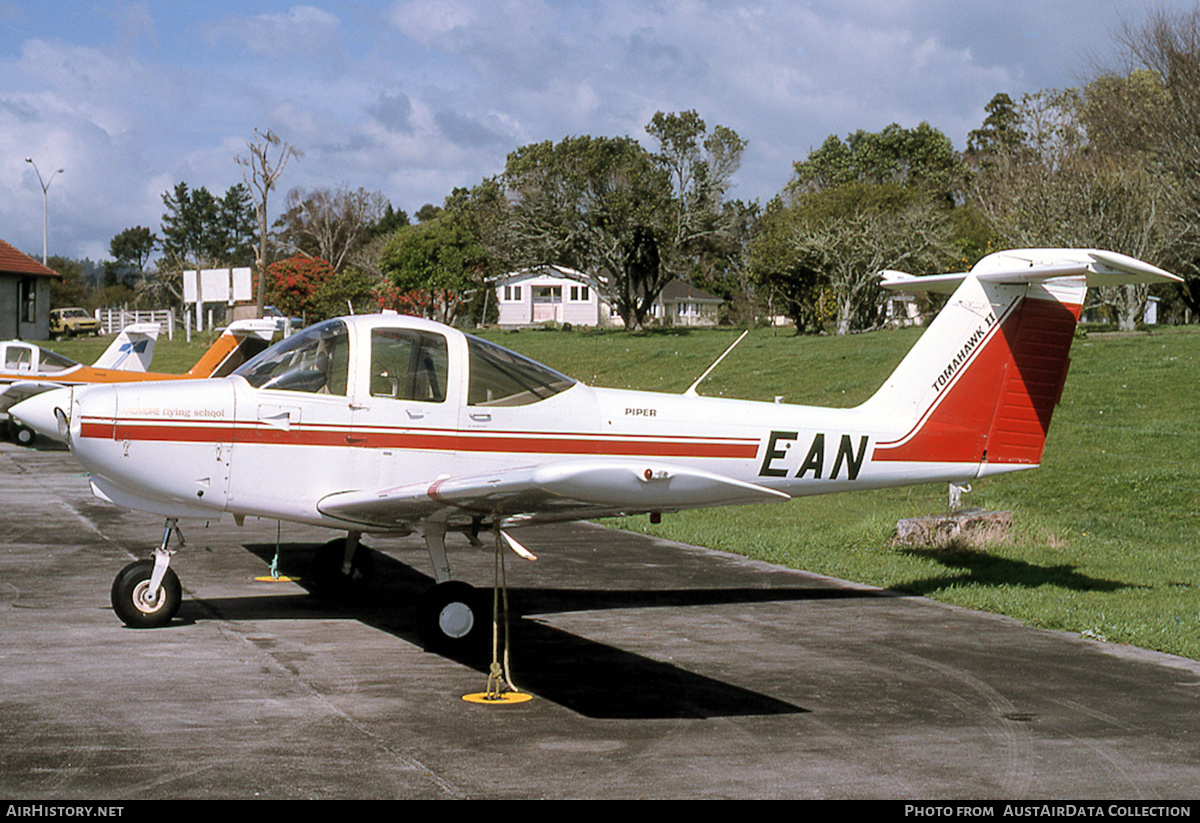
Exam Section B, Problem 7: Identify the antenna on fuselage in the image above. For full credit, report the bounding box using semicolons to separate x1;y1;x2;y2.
684;329;748;397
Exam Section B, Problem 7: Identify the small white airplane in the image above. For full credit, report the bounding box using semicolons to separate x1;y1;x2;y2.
1;323;161;444
17;249;1179;653
5;319;278;445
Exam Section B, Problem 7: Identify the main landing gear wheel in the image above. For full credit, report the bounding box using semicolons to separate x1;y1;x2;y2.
12;424;35;447
418;581;485;653
310;537;374;596
111;559;181;628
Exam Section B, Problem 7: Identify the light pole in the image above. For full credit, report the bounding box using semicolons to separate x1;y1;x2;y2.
25;157;63;265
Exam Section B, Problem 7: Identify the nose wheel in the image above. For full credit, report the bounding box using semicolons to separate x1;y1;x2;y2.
111;559;181;628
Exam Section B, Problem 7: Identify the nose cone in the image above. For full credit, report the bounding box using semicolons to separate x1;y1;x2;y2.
9;387;73;442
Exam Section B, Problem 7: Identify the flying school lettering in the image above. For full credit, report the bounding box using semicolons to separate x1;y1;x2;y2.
931;314;995;393
758;430;870;480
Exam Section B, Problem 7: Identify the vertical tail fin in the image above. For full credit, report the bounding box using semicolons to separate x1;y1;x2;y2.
184;319;277;378
91;323;161;372
865;249;1179;475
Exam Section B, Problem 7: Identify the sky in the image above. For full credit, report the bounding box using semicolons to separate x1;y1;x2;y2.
0;0;1191;263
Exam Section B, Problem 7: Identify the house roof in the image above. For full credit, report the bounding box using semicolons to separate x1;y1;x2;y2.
660;279;722;303
0;239;59;278
497;265;595;287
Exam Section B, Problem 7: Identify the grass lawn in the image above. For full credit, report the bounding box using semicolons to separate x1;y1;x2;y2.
44;321;1200;660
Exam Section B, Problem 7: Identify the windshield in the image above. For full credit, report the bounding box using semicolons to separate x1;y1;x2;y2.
466;335;575;406
233;319;349;395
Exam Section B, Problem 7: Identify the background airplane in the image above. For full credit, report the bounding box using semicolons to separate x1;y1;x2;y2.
26;249;1180;657
3;318;276;445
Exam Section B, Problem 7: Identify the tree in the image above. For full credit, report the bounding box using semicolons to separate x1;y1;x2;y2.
969;87;1180;329
378;218;488;325
761;123;965;333
237;128;301;316
276;185;398;273
790;122;964;204
310;267;386;320
749;197;826;333
46;256;91;309
159;182;254;269
217;184;257;267
758;183;956;334
646;111;749;300
503;134;671;329
160;182;217;268
109;227;158;274
1097;9;1200;316
500;113;746;330
264;255;335;321
966;93;1026;164
415;203;443;223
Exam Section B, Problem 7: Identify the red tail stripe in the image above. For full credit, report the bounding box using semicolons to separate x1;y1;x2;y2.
874;296;1080;465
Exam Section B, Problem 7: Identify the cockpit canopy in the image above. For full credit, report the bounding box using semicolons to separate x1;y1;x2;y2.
232;317;575;406
2;342;78;374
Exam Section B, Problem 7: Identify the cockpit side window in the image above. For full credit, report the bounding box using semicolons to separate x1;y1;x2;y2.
4;345;32;372
233;320;349;395
370;329;448;403
466;335;575;406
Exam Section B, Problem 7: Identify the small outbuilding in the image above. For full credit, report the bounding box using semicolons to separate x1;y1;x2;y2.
650;279;723;327
0;239;58;340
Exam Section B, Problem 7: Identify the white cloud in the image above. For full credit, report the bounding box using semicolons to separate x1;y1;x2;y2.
202;5;341;58
1;0;1193;262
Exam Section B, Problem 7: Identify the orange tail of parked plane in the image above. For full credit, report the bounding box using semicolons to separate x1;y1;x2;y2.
182;319;278;378
865;249;1179;476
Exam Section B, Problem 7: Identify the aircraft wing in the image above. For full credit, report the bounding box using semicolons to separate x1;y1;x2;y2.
316;458;790;530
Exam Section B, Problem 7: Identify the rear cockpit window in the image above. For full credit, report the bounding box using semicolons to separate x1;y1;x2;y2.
39;349;77;373
466;335;575;406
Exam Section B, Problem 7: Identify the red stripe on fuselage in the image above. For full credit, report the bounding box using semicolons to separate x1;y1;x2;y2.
80;417;760;459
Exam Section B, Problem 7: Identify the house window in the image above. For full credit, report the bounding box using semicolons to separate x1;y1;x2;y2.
570;285;589;301
503;285;523;301
532;286;562;303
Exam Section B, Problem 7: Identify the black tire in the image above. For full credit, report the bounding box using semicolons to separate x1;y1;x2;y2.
417;582;486;653
13;424;35;447
111;559;181;628
310;537;374;596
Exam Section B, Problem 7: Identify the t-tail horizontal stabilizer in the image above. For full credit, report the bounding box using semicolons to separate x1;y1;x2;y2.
866;249;1179;475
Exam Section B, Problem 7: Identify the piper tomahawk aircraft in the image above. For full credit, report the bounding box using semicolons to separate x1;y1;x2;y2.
22;249;1178;651
5;319;277;445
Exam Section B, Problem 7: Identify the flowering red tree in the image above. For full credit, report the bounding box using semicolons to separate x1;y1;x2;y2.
265;255;335;319
372;283;465;318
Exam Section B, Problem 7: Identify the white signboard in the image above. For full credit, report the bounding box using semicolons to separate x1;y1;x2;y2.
183;268;253;303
